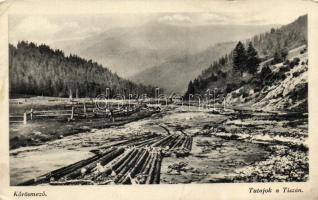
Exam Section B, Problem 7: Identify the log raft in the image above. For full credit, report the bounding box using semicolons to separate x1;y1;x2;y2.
18;131;193;186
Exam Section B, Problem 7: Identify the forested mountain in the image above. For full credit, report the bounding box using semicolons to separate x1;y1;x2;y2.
9;41;156;98
53;21;277;77
131;42;236;94
184;15;307;98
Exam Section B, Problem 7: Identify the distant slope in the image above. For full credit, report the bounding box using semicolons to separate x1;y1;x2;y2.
131;42;236;93
186;15;307;94
227;46;308;112
184;15;308;111
9;41;155;98
52;21;277;77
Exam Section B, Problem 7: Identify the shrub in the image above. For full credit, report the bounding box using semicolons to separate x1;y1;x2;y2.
279;66;290;73
283;59;290;66
242;92;249;98
289;58;300;69
225;83;237;93
293;57;300;65
209;74;218;82
292;71;302;78
300;48;307;54
231;92;240;98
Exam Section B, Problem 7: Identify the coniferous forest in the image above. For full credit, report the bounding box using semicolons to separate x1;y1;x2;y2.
184;15;307;97
9;41;156;98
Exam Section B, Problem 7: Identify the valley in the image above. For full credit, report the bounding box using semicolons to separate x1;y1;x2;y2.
10;105;308;185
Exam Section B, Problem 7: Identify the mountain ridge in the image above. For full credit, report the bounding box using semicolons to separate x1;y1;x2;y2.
184;14;308;112
9;41;156;98
130;41;236;93
52;21;278;78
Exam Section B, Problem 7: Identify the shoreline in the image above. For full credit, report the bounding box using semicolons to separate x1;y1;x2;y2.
10;109;160;150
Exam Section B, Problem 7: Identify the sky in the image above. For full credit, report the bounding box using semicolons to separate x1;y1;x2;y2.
8;0;312;45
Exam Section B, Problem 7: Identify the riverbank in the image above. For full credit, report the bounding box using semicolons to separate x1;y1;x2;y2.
10;106;308;185
10;109;159;150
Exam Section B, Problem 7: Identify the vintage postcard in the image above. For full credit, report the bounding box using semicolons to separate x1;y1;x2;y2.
0;0;318;199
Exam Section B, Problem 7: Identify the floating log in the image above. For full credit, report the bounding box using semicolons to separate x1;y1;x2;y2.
18;154;101;186
115;149;139;177
141;154;155;176
50;180;95;185
152;135;173;147
153;153;162;184
93;150;132;181
134;135;165;147
145;153;158;184
162;135;179;148
111;149;135;171
171;136;184;149
117;149;148;184
64;148;124;180
139;152;153;175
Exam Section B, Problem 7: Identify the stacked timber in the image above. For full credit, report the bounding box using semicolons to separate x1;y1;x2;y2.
18;132;192;186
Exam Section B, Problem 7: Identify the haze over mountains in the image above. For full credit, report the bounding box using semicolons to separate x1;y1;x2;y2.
52;21;277;87
184;15;308;112
131;41;236;93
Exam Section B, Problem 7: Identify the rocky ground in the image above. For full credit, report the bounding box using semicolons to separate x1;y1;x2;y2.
10;105;308;185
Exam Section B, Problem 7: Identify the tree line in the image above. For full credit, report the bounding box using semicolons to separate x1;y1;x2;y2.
9;41;157;98
185;41;260;97
184;15;307;97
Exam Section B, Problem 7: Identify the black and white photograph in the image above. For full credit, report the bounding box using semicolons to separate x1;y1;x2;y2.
1;2;317;200
7;6;310;187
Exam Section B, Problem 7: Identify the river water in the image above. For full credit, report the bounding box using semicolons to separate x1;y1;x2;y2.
10;107;272;185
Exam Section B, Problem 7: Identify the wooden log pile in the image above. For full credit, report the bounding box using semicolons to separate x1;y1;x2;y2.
19;132;193;186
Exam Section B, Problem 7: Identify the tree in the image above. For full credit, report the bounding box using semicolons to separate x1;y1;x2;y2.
193;78;200;92
233;41;247;75
259;65;272;86
9;41;157;98
246;42;260;74
272;47;288;64
185;80;195;98
281;48;288;61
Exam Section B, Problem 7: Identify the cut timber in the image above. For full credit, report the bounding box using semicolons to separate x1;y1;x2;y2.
18;154;101;186
64;148;123;180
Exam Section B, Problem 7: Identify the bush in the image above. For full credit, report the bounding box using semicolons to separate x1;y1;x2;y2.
289;57;300;69
225;83;237;93
231;92;241;98
292;71;302;78
260;66;272;80
279;66;290;73
300;48;307;54
289;83;308;101
209;74;218;82
293;57;300;65
242;92;249;98
275;73;286;80
283;59;290;66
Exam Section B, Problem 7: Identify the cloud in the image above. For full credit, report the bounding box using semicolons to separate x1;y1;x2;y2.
9;16;103;44
10;16;62;44
158;14;191;24
200;13;230;24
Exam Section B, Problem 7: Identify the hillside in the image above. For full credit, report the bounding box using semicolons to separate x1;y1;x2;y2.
52;22;277;77
131;42;236;93
184;15;308;112
9;41;155;98
226;46;308;112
